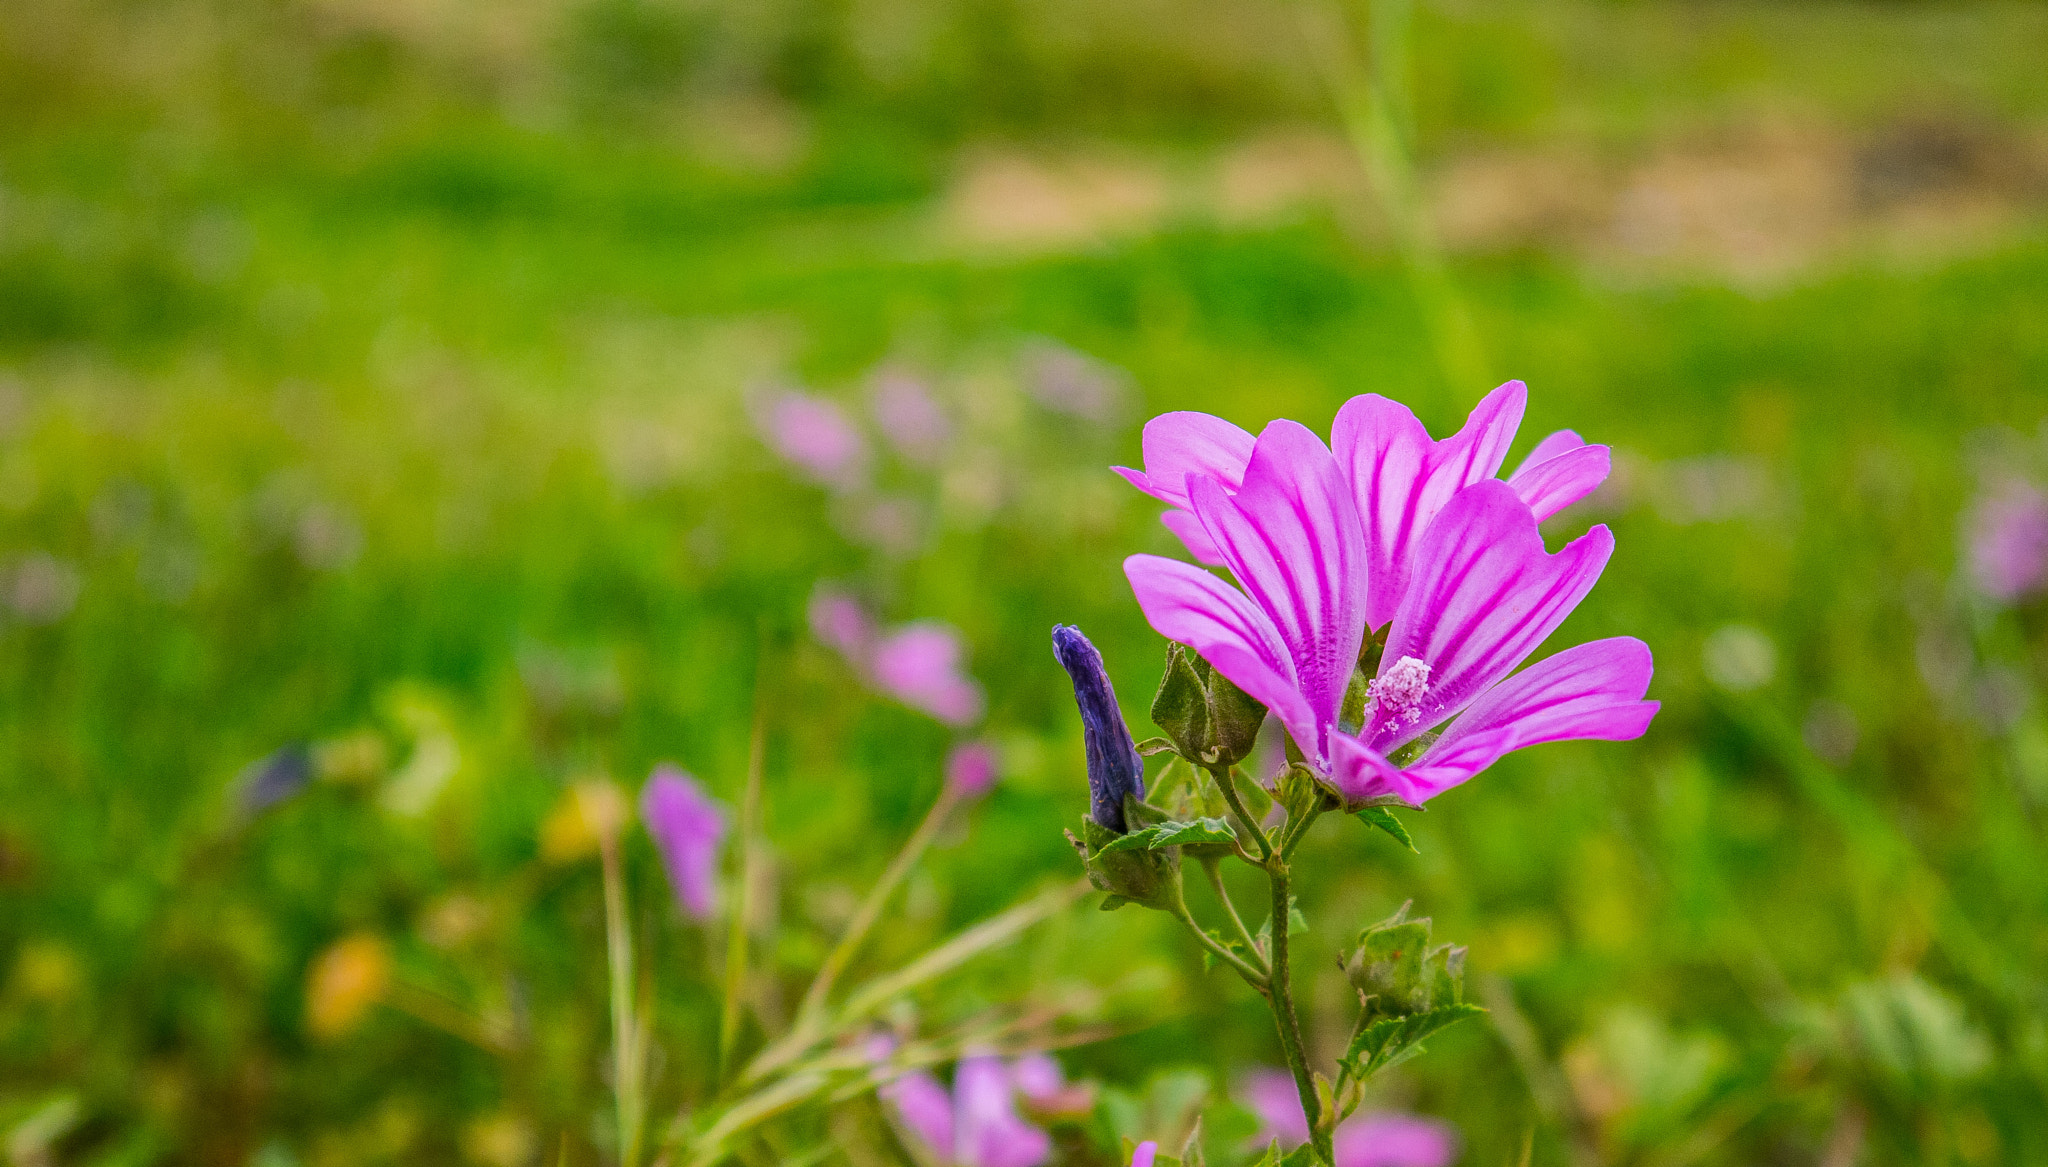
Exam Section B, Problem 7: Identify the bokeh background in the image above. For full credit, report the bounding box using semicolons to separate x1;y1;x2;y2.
4;0;2048;1163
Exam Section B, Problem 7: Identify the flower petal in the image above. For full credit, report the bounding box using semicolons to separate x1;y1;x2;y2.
1367;480;1613;753
1186;420;1366;756
957;1055;1052;1167
1331;382;1527;627
884;1070;956;1156
1399;637;1657;799
1509;429;1584;477
1509;441;1610;521
1333;1113;1460;1167
1113;411;1256;507
1125;554;1317;751
1160;507;1226;565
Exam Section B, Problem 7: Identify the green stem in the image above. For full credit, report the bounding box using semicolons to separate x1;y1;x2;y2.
1266;856;1332;1166
795;787;958;1028
1209;764;1272;863
1201;857;1266;971
600;834;644;1167
1281;803;1325;862
718;691;769;1086
1173;902;1271;991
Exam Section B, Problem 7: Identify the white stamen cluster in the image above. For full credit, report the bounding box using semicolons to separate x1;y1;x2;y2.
1370;655;1433;726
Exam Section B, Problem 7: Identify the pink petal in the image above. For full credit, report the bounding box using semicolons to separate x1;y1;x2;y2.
1239;1068;1312;1147
1367;480;1613;754
1185;420;1366;760
1131;1142;1159;1167
1510;429;1585;477
1125;554;1317;750
1160;507;1226;566
871;623;985;727
1400;637;1657;799
884;1070;956;1155
640;766;727;919
1508;441;1610;521
1332;382;1527;628
1113;411;1257;507
1333;1113;1459;1167
956;1056;1051;1167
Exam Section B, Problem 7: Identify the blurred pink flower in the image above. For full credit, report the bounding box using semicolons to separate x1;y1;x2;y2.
1967;478;2048;601
945;741;1001;800
883;1055;1052;1167
640;765;726;919
1011;1051;1093;1115
760;391;869;490
1241;1070;1456;1167
809;586;877;660
872;370;953;465
1130;1142;1158;1167
872;623;986;727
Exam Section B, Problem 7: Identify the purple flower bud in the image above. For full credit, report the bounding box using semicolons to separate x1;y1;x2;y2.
238;742;312;813
945;741;1000;800
639;765;727;919
1051;624;1145;833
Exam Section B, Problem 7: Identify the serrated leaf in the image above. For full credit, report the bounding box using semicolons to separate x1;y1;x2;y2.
1354;806;1417;853
1340;1003;1486;1080
1095;826;1165;856
1136;736;1181;757
1198;928;1246;974
1150;817;1238;848
1250;1139;1287;1167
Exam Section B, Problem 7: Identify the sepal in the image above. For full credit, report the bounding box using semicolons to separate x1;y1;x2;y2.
1068;815;1183;913
1151;642;1266;767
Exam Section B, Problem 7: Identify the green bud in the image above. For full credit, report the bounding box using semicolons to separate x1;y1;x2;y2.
1067;814;1183;913
1151;643;1267;767
1342;901;1468;1021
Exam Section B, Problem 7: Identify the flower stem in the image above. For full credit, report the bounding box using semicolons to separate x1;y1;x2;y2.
600;832;644;1167
1266;855;1333;1167
796;786;958;1026
1172;902;1270;991
1208;763;1272;864
717;686;769;1086
1201;857;1266;972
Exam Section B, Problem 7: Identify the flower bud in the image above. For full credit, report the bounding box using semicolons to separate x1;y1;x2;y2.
1150;642;1266;767
1067;816;1182;913
1050;624;1146;833
1342;901;1468;1020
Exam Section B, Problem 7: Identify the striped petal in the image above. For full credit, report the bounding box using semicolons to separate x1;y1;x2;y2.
1113;411;1256;507
1124;554;1316;749
1366;480;1613;754
1399;637;1657;798
1332;381;1528;628
1186;420;1366;757
1509;435;1610;521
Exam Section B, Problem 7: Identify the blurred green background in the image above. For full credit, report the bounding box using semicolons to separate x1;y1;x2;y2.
4;0;2048;1163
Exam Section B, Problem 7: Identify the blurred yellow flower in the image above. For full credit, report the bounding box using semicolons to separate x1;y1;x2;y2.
305;933;390;1039
539;780;629;864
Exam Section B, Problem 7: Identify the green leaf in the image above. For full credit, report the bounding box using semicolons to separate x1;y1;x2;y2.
1340;1003;1486;1081
1095;826;1165;855
1136;736;1180;757
1281;1147;1320;1167
1354;806;1417;853
1198;928;1246;974
1250;1139;1287;1167
1094;816;1238;855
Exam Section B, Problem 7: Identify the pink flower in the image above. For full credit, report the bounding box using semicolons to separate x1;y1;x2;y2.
1966;478;2048;602
1241;1070;1456;1167
945;741;1001;800
1117;381;1610;627
1130;1142;1158;1167
883;1056;1052;1167
872;623;986;728
810;586;878;660
872;370;953;465
760;391;869;490
1124;417;1655;806
810;587;985;728
639;765;726;919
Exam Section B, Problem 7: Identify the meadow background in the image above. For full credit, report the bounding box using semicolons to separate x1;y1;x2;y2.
4;0;2048;1163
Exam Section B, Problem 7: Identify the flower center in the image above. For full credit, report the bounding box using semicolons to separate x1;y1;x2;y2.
1370;655;1433;726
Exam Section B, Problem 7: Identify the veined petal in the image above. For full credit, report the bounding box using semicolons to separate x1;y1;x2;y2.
1510;429;1584;477
1113;411;1256;507
1187;420;1366;750
1327;733;1421;805
1125;554;1318;749
1160;507;1226;565
1331;382;1528;628
1509;442;1609;521
1368;480;1613;753
1400;637;1657;799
